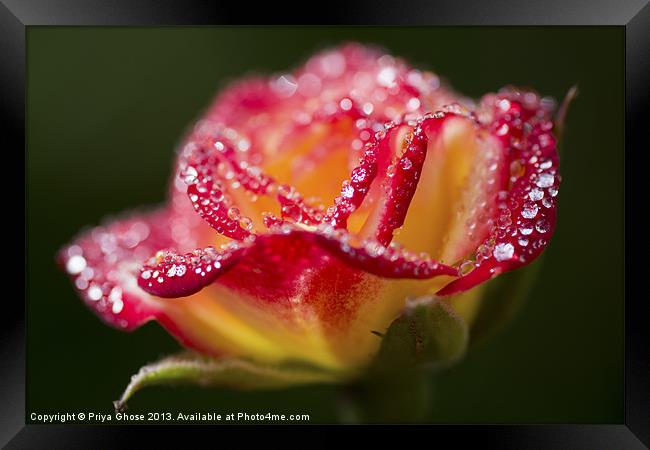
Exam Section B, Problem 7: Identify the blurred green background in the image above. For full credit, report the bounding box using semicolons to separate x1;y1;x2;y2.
26;27;624;423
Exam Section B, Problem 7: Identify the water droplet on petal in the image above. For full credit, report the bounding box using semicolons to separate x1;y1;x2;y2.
182;166;199;185
66;255;87;275
519;224;534;235
407;97;421;111
272;74;298;97
339;98;353;111
239;216;253;231
386;164;397;177
536;173;554;188
377;67;397;87
522;203;539;219
112;299;124;314
459;260;475;275
227;207;240;221
87;284;102;301
341;182;354;198
535;218;550;234
493;243;515;261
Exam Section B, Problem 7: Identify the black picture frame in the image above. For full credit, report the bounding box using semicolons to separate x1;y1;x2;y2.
5;0;648;447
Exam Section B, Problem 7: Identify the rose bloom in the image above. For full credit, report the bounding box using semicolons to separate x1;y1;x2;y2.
60;44;560;376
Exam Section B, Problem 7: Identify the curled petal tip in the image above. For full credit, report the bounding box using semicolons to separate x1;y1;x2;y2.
138;245;245;298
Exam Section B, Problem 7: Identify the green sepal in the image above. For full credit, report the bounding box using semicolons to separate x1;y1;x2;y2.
371;296;469;373
114;352;341;411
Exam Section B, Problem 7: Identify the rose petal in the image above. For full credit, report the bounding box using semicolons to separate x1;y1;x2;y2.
59;170;219;330
437;89;560;295
175;44;458;236
394;110;503;266
58;209;172;330
138;225;457;300
358;113;463;247
152;229;455;369
137;245;246;298
179;141;255;240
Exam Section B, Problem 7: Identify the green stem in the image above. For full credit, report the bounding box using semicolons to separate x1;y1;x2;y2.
337;369;434;424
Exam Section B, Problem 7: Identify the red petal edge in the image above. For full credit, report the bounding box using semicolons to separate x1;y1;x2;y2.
138;245;245;298
137;225;457;299
437;90;560;295
58;209;175;330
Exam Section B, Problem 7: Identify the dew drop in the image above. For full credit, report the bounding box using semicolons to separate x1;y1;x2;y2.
535;218;550;234
497;99;511;111
339;98;353;111
536;173;554;188
519;224;534;235
386;164;397;177
377;67;397;87
227;207;241;221
497;214;512;229
362;102;374;115
273;74;298;97
459;260;475;275
341;182;354;198
365;241;385;257
521;203;539;219
401;158;413;170
112;299;124;314
87;284;102;301
66;255;87;275
183;166;198;185
239;216;253;231
407;97;421;111
528;188;544;201
493;243;515;261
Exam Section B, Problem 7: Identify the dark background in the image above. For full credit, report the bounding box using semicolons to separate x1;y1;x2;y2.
26;27;624;423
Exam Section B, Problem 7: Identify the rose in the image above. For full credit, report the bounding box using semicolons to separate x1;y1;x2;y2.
59;43;561;402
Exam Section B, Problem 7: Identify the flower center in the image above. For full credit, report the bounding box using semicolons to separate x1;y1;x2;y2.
262;118;356;209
